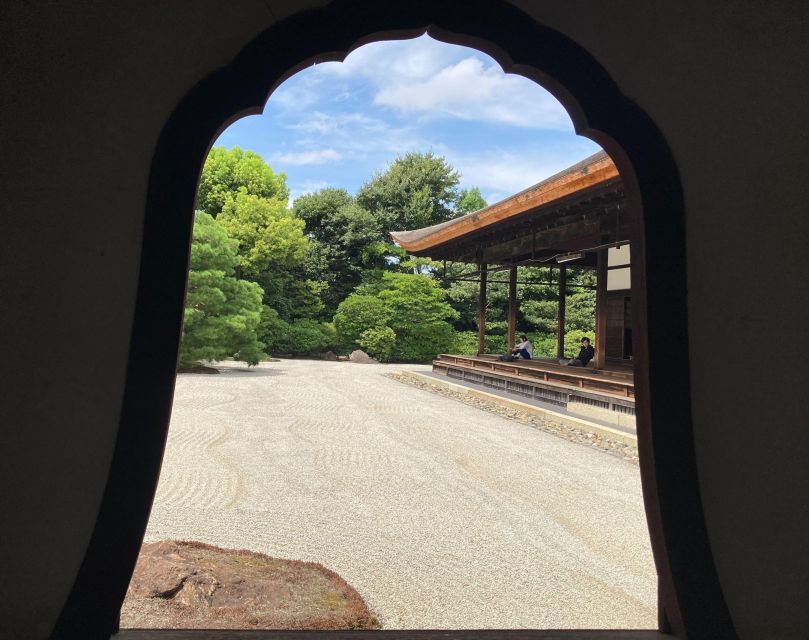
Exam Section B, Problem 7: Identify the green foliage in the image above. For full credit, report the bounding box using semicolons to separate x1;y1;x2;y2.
483;333;508;355
282;319;334;355
333;273;457;361
293;188;353;234
197;146;289;217
258;306;335;355
373;273;458;361
333;295;390;350
180;213;265;366
218;192;308;276
456;187;488;215
356;151;461;231
532;333;557;358
256;270;326;322
358;326;396;362
450;331;479;355
257;307;288;353
520;298;558;334
294;190;388;316
565;295;596;333
190;146;601;365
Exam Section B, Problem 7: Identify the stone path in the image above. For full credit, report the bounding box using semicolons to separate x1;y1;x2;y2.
143;359;657;629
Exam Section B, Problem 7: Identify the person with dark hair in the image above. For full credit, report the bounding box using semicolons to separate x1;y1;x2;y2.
560;337;595;367
511;334;533;360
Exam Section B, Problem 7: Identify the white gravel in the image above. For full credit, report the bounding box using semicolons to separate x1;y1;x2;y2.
143;359;657;629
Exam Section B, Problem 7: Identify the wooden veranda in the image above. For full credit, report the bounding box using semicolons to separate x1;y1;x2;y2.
391;151;635;426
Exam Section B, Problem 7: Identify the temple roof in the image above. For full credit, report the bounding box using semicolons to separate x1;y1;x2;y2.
390;150;622;262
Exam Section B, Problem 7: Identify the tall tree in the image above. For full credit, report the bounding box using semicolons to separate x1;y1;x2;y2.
293;189;388;316
180;212;265;366
217;192;308;277
456;187;488;215
196;146;289;217
356;151;461;231
293;187;353;237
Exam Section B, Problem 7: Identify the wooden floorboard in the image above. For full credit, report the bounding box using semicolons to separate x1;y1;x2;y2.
116;630;671;640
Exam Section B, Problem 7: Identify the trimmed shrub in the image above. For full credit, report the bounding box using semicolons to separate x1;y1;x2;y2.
359;326;396;362
391;322;455;362
450;331;479;355
333;295;390;351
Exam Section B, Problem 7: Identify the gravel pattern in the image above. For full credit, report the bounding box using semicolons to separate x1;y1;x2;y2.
386;372;639;464
143;359;656;629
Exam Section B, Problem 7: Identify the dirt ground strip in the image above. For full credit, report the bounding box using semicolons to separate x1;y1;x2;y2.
385;372;639;464
121;540;378;630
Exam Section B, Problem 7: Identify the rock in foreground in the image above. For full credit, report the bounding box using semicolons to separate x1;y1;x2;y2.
121;541;379;630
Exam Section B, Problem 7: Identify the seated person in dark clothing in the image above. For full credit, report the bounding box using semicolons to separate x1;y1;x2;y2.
560;337;595;367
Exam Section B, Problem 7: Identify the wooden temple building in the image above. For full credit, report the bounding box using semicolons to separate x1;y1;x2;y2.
391;151;636;427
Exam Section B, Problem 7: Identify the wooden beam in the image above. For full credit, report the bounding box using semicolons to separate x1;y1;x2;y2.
595;249;608;369
390;157;620;253
477;262;488;355
557;266;567;359
507;266;518;350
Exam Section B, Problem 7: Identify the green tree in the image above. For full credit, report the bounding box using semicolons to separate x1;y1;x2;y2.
456;187;488;214
197;146;289;217
294;190;389;315
293;187;353;234
378;272;458;328
180;212;265;366
356;151;461;231
217;192;308;277
333;295;390;350
334;272;459;361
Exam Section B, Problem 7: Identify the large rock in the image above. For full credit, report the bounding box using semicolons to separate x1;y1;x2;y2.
121;540;379;630
349;349;378;364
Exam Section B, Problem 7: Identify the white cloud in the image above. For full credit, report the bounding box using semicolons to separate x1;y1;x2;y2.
308;36;572;130
273;148;341;165
288;111;430;157
316;36;459;82
374;57;571;130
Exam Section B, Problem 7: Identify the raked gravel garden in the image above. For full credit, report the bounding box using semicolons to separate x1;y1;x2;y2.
138;358;657;629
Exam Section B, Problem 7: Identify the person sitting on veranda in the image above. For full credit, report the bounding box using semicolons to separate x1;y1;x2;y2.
511;334;533;360
561;336;595;367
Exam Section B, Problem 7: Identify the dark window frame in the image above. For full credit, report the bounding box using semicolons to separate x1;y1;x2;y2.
51;1;735;638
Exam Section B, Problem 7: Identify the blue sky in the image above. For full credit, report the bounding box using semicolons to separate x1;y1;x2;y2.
214;35;602;206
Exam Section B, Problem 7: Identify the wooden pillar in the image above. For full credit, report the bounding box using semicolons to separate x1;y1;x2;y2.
507;266;518;350
477;263;488;355
556;266;567;359
595;249;608;369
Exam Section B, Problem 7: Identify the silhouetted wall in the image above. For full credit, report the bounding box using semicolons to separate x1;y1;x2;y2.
1;2;806;638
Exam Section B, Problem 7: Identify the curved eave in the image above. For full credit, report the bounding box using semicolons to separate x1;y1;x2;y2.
390;151;619;254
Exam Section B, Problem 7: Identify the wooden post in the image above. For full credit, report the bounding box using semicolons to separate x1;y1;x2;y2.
507;266;518;350
556;266;567;359
477;262;488;355
595;249;608;369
